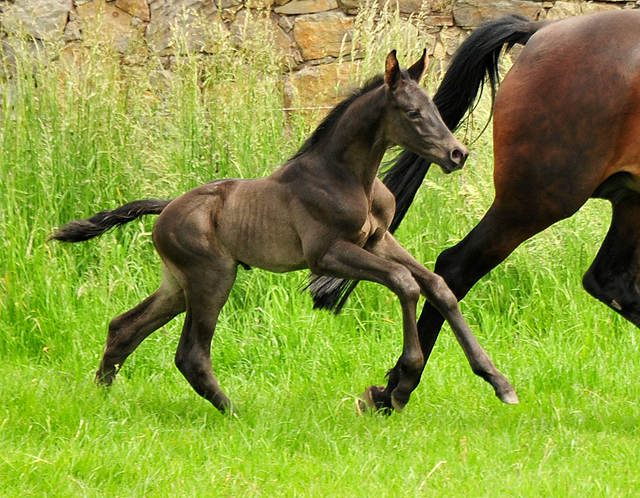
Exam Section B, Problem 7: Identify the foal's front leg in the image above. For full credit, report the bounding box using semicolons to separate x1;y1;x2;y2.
313;239;424;413
371;232;519;406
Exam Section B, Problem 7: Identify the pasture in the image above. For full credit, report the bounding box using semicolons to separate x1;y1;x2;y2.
1;13;639;497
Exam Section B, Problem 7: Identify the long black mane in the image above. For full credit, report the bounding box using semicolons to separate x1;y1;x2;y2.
288;74;385;162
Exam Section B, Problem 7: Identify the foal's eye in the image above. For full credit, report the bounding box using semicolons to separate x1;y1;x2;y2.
406;110;421;119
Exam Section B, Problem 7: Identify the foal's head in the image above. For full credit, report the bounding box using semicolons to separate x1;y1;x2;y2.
383;50;468;173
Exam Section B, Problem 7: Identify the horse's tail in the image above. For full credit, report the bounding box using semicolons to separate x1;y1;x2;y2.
307;14;543;313
49;199;173;243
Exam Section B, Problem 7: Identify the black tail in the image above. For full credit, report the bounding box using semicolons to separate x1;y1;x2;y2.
49;199;173;243
307;14;540;313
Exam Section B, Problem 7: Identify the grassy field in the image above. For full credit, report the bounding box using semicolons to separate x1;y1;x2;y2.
1;14;639;498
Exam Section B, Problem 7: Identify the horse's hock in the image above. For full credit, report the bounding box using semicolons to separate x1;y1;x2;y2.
2;0;637;109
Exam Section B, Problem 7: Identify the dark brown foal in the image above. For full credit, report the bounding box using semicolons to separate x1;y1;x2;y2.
52;50;516;414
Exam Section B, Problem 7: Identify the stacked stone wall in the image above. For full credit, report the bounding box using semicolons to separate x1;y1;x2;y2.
1;0;637;107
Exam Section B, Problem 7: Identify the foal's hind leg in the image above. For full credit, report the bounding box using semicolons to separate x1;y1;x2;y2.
97;264;186;385
174;261;238;413
583;194;640;327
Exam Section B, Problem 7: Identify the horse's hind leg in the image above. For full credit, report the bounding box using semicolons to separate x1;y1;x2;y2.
174;261;237;413
583;193;640;327
97;264;186;385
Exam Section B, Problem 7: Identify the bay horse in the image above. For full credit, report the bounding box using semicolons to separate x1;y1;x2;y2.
51;51;517;414
309;11;640;411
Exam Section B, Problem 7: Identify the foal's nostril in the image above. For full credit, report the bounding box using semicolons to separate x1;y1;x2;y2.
450;148;468;165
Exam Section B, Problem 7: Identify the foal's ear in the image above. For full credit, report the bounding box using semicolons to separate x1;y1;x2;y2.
385;49;400;88
407;49;428;82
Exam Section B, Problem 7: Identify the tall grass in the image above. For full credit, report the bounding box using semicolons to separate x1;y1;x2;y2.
1;7;639;497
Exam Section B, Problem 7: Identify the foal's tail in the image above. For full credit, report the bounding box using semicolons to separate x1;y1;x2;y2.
308;14;544;313
49;199;173;243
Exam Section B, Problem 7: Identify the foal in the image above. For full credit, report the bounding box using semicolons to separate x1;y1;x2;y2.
52;51;516;413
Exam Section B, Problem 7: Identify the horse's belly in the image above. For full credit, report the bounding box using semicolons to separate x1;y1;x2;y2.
217;184;307;272
233;233;307;273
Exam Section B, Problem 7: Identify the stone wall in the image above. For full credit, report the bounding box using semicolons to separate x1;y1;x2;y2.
0;0;637;107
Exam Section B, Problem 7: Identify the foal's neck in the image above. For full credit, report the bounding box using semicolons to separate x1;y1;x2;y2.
324;87;389;193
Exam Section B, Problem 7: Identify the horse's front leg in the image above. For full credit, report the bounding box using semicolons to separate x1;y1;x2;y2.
312;239;424;413
371;232;519;406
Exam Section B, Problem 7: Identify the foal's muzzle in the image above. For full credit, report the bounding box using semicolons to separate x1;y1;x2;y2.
441;144;468;173
450;146;468;167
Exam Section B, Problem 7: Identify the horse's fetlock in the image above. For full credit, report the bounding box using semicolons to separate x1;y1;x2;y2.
469;361;492;380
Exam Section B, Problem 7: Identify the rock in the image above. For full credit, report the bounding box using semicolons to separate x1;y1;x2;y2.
64;19;82;43
338;0;430;15
146;0;222;55
393;0;430;15
230;10;302;67
453;0;542;28
545;1;621;20
293;11;354;60
218;0;244;9
274;13;295;33
76;0;142;53
0;37;45;77
423;14;455;27
2;0;73;40
284;59;360;109
439;25;467;56
274;0;338;15
115;0;151;22
336;0;365;14
422;32;438;56
245;0;277;9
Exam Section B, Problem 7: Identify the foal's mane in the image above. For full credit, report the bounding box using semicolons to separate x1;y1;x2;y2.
287;74;385;162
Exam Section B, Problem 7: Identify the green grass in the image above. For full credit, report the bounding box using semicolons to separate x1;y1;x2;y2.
1;18;639;498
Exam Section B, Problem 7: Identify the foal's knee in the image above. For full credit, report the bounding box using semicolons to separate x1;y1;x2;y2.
582;268;604;301
391;269;421;303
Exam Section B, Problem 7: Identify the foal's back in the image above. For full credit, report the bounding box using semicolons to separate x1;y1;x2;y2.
153;174;311;274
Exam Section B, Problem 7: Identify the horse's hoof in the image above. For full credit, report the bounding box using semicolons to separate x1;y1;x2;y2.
496;388;519;405
391;394;406;413
390;393;407;413
95;369;115;387
224;401;241;416
356;386;378;414
356;385;396;415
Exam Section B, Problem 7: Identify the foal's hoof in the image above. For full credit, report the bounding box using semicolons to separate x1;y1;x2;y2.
390;393;408;413
95;367;117;386
495;387;519;405
220;401;241;416
356;386;394;415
